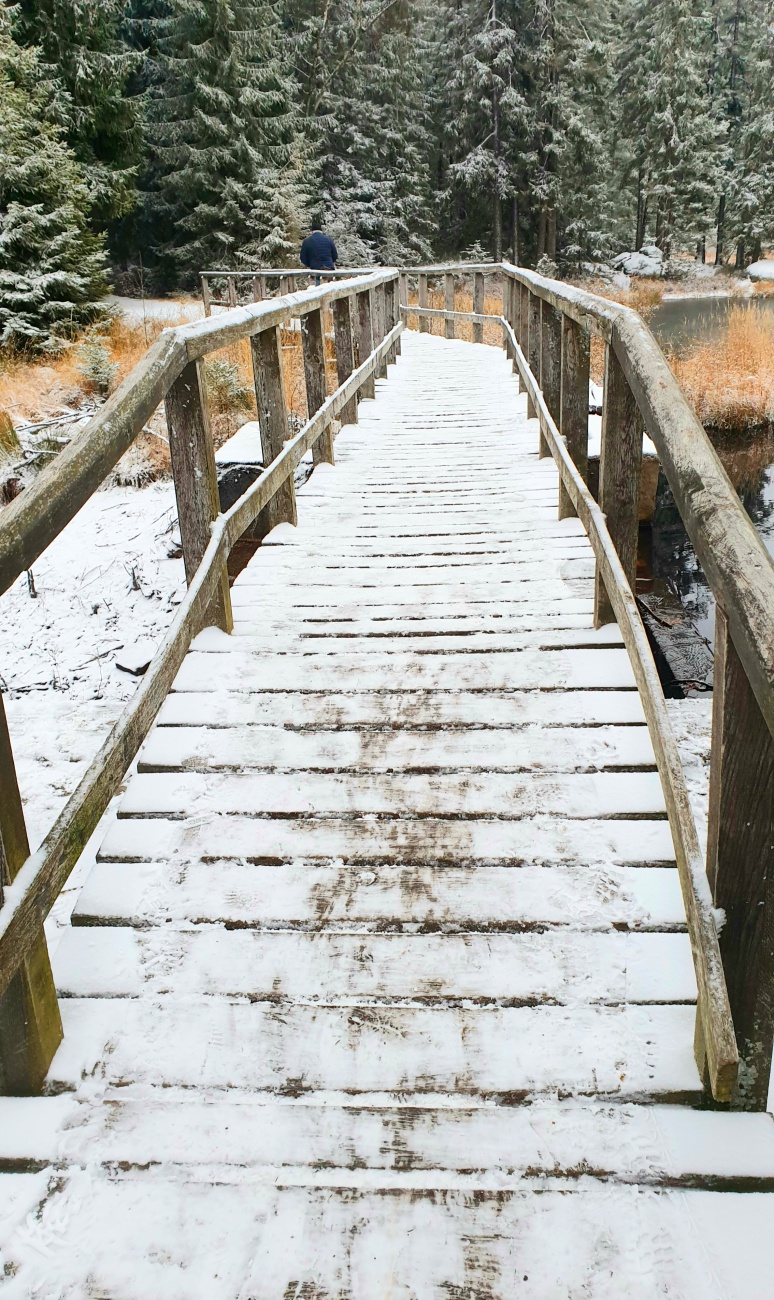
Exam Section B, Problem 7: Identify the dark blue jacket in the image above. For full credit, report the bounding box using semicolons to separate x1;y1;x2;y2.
300;231;338;271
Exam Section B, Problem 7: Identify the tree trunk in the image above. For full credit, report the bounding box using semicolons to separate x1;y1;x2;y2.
547;208;557;261
751;237;762;263
493;194;502;262
715;194;726;266
696;237;706;263
511;194;519;265
537;208;547;259
736;239;746;269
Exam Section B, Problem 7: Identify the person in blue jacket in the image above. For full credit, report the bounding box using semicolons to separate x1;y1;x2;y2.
300;226;338;282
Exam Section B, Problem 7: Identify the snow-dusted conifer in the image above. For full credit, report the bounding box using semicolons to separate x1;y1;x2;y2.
0;17;108;353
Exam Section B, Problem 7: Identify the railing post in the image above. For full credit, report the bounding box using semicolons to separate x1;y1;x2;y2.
473;272;484;344
558;315;590;518
356;288;376;399
372;284;388;379
594;342;642;627
527;291;541;421
706;604;774;1110
399;272;408;314
165;360;233;630
201;276;212;318
301;308;334;466
252;274;266;302
444;273;455;340
332;296;358;425
418;273;430;334
251;324;298;530
0;695;63;1094
385;277;400;360
517;283;528;394
227;275;238;308
540;301;562;459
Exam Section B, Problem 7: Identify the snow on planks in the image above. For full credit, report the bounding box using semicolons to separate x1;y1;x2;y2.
1;331;771;1298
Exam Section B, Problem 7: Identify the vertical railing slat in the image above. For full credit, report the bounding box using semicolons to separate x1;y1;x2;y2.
594;342;642;627
301;307;334;466
539;301;562;459
559;315;590;518
444;273;455;340
418;273;430;334
356;289;376;399
332;297;359;425
165;360;233;630
0;695;63;1095
473;272;484;344
250;325;298;530
707;604;774;1110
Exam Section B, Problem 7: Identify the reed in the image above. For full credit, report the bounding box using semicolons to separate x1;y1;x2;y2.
668;304;774;431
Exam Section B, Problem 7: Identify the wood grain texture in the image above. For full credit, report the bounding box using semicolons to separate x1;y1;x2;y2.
356;290;376;400
418;273;430;334
332;297;359;426
251;326;298;532
707;604;774;1110
300;308;334;465
559;315;591;519
473;272;485;343
0;696;62;1095
528;291;541;421
444;273;455;339
540;300;562;458
594;343;642;627
164;359;232;630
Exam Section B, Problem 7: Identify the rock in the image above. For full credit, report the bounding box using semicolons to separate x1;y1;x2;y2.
747;259;774;282
610;248;663;277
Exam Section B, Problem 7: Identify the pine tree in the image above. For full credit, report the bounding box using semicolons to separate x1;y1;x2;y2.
143;0;305;286
12;0;141;226
616;0;723;257
718;0;774;265
0;17;108;352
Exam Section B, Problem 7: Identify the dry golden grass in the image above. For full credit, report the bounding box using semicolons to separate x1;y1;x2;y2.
668;304;774;431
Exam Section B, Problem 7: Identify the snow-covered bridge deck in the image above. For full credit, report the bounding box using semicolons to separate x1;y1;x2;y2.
1;332;773;1295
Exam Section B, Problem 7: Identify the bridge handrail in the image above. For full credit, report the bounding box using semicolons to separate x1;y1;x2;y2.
0;269;401;1092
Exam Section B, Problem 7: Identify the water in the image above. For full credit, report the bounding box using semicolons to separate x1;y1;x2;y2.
637;431;774;692
650;293;774;349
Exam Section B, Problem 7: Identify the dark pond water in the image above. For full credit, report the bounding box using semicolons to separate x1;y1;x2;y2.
650;293;774;349
637;430;774;694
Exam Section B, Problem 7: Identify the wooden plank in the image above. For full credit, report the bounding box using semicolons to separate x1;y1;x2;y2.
418;273;430;333
473;272;484;343
559;315;590;518
706;605;774;1109
119;770;665;819
136;722;656;774
171;647;638;693
73;861;683;930
49;998;698;1096
594;342;642;627
96;815;676;866
157;688;646;729
331;297;358;425
250;325;298;530
355;289;375;400
300;308;333;466
0;696;62;1094
53;928;695;1003
539;300;562;458
444;273;455;339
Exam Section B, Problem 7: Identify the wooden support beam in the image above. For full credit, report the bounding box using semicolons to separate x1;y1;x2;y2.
540;301;562;458
444;274;455;340
201;277;212;318
252;275;266;302
356;290;376;400
164;360;232;630
559;315;590;519
0;695;62;1095
418;274;430;334
517;283;528;394
707;604;774;1110
331;297;359;425
301;308;333;466
372;285;388;379
399;272;408;314
227;276;237;308
594;343;642;627
251;325;298;531
527;291;541;420
473;273;484;343
386;279;401;358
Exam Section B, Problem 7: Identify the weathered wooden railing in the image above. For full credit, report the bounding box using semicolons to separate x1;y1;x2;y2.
200;268;375;316
0;270;402;1094
401;261;774;1109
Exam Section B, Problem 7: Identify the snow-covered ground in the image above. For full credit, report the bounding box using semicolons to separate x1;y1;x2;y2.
1;482;185;948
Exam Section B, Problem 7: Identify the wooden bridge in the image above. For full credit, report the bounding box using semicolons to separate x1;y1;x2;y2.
0;265;773;1295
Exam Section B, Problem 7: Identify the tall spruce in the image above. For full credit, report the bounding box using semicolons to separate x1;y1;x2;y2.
0;15;107;352
144;0;305;286
12;0;141;226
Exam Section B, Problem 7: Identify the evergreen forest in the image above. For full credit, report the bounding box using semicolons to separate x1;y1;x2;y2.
1;0;773;351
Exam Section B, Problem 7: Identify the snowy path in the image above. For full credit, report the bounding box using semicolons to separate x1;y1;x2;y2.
1;333;773;1296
